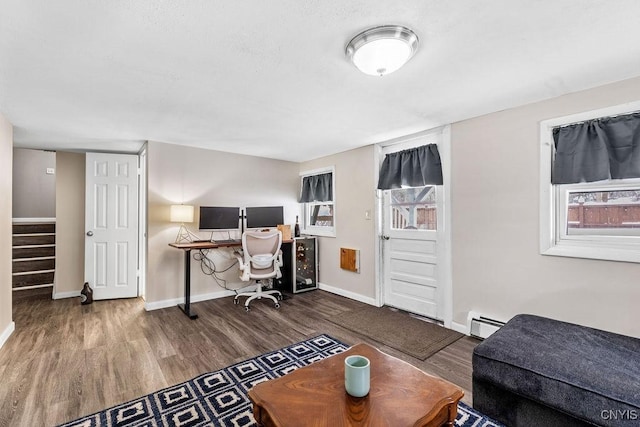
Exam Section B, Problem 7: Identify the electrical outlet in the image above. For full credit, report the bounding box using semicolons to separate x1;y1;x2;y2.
46;168;55;175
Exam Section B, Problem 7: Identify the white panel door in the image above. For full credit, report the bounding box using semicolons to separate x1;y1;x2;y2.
382;185;443;319
85;153;139;299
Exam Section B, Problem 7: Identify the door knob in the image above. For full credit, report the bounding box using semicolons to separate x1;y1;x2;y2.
381;235;390;240
86;231;94;236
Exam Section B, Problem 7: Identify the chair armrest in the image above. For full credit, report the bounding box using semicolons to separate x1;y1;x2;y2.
235;254;252;281
235;254;247;271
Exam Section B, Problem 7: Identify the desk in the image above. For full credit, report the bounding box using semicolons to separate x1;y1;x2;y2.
168;239;293;319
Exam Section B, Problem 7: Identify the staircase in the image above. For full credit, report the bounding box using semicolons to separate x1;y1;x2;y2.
12;221;56;291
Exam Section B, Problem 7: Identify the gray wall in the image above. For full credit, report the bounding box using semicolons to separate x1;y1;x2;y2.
299;145;377;302
450;75;640;338
12;148;56;218
146;141;300;305
54;152;85;297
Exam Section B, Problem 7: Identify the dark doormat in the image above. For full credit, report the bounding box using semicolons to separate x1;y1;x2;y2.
330;305;464;360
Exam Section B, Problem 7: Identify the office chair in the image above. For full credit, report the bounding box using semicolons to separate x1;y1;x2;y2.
234;230;283;311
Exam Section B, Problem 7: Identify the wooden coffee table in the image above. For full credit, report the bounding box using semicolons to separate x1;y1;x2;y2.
248;343;464;426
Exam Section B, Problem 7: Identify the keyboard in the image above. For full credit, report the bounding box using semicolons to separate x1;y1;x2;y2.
214;239;241;244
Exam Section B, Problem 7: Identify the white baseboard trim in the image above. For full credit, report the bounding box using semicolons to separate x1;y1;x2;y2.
318;282;379;306
53;290;81;300
0;321;15;350
144;298;183;311
144;289;236;311
451;321;469;335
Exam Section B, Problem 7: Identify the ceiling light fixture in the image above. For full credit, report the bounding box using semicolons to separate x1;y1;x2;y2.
345;25;419;77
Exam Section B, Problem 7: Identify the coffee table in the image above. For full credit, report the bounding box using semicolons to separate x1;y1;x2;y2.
248;343;464;426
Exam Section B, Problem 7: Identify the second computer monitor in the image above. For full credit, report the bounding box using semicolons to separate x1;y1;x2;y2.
245;206;284;229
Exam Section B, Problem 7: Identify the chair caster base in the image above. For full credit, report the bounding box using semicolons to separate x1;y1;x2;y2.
235;288;282;312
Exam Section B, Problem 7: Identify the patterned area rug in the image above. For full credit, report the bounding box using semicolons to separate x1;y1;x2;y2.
59;335;503;427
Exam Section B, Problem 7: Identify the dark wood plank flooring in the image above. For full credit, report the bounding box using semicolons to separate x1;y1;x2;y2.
0;289;480;426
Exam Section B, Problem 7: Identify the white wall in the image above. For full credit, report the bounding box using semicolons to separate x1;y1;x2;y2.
299;145;377;303
0;112;14;348
12;148;56;218
451;76;640;337
54;152;85;297
146;141;300;305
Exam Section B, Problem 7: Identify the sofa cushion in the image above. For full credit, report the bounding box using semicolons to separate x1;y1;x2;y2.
473;314;640;425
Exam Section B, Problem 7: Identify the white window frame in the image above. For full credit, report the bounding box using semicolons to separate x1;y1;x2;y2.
540;101;640;263
300;166;336;237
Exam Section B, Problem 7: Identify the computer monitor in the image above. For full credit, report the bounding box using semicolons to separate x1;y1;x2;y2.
245;206;284;229
199;206;240;230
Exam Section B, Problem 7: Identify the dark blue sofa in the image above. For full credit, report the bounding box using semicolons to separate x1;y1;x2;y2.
472;314;640;426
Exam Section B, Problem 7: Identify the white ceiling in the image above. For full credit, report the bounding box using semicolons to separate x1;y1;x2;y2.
2;1;640;162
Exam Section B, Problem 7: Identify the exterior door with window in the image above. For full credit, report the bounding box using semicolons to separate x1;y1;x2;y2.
381;185;444;319
85;153;139;299
378;131;449;322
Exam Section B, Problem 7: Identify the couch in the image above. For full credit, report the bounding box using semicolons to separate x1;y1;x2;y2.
472;314;640;426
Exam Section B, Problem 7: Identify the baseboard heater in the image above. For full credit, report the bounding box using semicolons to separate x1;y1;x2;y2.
468;311;505;339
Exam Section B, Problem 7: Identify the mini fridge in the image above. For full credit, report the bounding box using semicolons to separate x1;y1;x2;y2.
292;236;318;293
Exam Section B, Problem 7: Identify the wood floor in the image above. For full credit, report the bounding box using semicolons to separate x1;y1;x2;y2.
0;288;480;426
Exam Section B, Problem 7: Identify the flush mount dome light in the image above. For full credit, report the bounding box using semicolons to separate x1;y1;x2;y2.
345;25;419;76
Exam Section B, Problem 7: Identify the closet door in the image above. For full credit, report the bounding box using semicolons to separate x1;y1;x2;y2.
85;153;139;299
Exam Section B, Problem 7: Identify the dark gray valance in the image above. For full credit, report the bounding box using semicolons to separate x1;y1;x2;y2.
299;172;333;202
377;144;443;190
552;112;640;184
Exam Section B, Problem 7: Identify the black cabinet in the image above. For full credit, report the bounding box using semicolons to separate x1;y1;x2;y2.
275;237;318;293
292;237;318;293
275;241;293;292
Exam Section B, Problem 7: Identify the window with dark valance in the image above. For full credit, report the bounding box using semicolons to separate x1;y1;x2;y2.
541;106;640;264
552;112;640;184
299;172;333;202
377;144;443;190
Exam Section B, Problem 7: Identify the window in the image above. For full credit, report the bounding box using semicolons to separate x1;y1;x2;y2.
540;102;640;263
307;203;334;227
299;167;335;237
563;188;640;237
389;186;437;230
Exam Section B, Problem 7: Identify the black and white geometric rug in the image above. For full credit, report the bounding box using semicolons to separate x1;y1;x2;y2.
59;334;502;427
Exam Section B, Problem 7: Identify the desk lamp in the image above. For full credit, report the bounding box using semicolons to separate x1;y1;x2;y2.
170;204;199;243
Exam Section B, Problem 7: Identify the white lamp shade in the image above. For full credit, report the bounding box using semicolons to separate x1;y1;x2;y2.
170;204;194;223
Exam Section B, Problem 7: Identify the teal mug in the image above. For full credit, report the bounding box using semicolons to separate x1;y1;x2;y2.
344;355;370;397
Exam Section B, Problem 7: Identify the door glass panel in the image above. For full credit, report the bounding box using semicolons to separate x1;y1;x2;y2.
389;186;437;230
